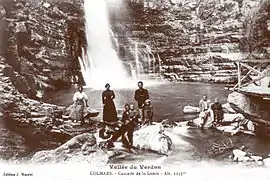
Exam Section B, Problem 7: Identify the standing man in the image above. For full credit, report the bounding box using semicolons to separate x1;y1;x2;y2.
134;81;150;119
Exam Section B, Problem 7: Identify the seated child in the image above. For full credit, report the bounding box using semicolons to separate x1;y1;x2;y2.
105;104;137;148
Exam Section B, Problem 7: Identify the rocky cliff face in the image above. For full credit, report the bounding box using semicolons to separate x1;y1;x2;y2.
0;0;268;97
0;0;84;98
112;0;269;83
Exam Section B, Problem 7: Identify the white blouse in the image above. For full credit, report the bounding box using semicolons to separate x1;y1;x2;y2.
73;91;88;102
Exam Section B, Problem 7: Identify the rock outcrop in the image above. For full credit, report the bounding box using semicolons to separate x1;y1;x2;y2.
30;124;174;164
112;0;270;83
228;91;270;136
30;133;112;165
228;91;270;120
1;0;85;98
0;55;99;151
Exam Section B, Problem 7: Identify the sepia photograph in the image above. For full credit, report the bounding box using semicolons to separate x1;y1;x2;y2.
0;0;270;179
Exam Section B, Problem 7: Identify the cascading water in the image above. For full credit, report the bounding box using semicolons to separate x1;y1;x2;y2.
157;53;163;79
129;63;137;80
81;0;129;89
145;45;156;74
134;43;141;77
79;0;163;89
109;28;119;51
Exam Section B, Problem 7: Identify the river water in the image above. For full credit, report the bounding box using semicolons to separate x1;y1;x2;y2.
2;82;270;166
46;82;231;122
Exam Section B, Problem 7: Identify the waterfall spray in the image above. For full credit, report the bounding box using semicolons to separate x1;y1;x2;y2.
78;0;162;89
80;0;128;89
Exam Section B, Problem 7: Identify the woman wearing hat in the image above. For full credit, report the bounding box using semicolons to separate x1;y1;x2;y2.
69;85;88;124
102;83;118;123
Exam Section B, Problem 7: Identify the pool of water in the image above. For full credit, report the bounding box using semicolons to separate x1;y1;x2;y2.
45;81;231;122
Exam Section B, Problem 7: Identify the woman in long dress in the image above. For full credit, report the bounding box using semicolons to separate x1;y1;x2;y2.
102;83;118;123
69;85;88;124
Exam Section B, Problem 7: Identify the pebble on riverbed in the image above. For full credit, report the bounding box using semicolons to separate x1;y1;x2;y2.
231;147;264;165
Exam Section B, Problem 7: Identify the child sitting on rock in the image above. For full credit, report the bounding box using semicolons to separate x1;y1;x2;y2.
105;104;138;149
142;99;153;126
199;95;211;128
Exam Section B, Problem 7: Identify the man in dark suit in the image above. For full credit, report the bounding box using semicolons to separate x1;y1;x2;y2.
134;81;150;119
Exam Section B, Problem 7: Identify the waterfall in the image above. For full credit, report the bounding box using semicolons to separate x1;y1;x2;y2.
79;0;162;89
135;42;140;77
109;28;119;51
129;63;137;80
81;0;128;88
146;45;155;74
157;53;162;78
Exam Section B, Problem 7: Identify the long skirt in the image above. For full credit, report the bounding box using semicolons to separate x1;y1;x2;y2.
69;104;84;121
103;102;118;122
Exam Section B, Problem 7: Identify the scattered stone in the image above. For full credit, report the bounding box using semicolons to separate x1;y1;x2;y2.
257;160;264;166
238;156;252;162
43;3;51;8
51;129;61;133
183;105;200;114
232;149;247;161
216;125;241;136
250;155;263;162
247;121;255;132
263;157;270;167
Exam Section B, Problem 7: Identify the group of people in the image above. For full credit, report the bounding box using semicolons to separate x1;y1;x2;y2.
102;81;153;148
69;81;154;149
198;95;224;129
199;64;270;128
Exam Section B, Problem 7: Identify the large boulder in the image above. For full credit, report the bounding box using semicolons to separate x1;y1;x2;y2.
263;157;270;167
133;124;172;154
222;103;237;114
30;133;111;165
223;113;245;123
228;92;251;113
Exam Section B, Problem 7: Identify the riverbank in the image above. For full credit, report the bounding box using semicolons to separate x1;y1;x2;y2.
0;58;101;159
